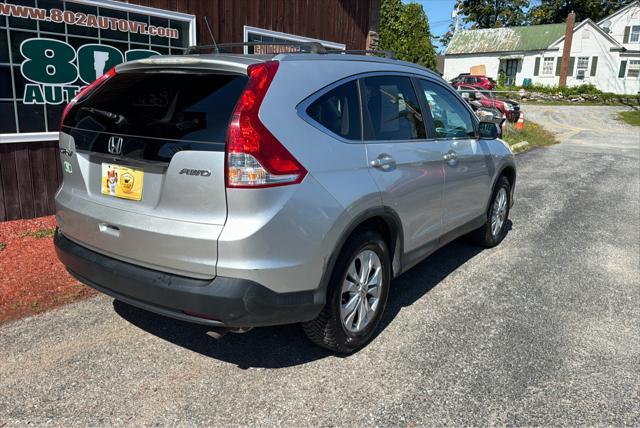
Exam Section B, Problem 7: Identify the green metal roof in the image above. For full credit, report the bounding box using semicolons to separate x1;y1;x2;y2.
446;23;567;55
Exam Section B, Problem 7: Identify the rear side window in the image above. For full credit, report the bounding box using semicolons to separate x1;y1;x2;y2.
362;75;426;141
64;71;248;143
306;80;361;140
419;80;476;139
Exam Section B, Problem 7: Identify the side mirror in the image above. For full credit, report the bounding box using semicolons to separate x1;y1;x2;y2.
479;121;501;140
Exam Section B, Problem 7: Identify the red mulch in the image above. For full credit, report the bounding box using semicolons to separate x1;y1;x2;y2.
0;216;97;324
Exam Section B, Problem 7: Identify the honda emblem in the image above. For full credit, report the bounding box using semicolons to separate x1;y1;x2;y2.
108;136;123;155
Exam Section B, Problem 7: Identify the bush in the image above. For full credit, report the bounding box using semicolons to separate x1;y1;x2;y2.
505;83;640;106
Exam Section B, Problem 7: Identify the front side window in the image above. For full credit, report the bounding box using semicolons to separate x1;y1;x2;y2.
362;75;426;141
306;80;361;140
419;80;476;139
542;57;555;75
630;25;640;43
576;57;589;79
628;60;640;78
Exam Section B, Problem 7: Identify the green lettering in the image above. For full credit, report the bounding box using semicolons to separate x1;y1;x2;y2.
77;44;123;84
21;38;77;84
44;85;64;104
63;86;80;102
23;83;45;104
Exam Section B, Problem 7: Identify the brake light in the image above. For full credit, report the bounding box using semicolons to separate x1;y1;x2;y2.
59;67;116;130
226;61;307;188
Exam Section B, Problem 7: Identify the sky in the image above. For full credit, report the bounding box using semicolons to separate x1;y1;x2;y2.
402;0;458;51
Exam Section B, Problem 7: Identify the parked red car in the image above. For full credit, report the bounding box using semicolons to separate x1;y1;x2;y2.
456;84;520;122
451;74;497;91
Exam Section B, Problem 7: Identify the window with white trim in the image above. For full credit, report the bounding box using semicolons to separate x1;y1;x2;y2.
576;57;589;80
628;60;640;78
542;57;554;75
630;26;640;43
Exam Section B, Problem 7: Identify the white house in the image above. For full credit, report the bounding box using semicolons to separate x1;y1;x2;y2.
443;1;640;94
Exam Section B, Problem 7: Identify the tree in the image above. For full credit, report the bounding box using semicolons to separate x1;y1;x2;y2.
437;23;456;51
454;0;529;29
378;0;437;70
528;0;630;24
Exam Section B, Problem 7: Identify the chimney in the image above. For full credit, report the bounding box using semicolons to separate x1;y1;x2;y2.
559;11;576;87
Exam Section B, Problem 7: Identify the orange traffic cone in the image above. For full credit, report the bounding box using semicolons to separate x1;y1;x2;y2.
516;111;524;130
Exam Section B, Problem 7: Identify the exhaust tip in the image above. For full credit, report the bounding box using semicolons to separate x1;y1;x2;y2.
206;328;229;340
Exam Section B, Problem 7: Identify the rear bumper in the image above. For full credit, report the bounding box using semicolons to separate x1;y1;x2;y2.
54;229;323;328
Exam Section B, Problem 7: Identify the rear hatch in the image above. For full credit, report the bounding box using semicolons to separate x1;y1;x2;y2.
56;60;249;278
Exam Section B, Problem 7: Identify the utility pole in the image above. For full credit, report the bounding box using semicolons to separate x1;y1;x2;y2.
559;11;576;87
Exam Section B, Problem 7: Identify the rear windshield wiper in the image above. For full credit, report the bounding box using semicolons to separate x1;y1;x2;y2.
81;107;128;126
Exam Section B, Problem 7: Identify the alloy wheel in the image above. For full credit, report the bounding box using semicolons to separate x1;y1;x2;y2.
339;250;383;334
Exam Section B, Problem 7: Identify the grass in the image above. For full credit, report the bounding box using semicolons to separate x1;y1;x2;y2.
521;99;623;106
22;227;56;239
618;110;640;126
502;120;559;153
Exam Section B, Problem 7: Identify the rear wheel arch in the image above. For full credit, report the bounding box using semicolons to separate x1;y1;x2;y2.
318;208;404;297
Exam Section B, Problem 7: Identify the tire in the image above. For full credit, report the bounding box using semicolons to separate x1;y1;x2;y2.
470;175;511;248
302;230;391;353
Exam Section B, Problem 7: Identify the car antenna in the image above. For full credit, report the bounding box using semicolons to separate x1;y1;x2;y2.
203;16;219;54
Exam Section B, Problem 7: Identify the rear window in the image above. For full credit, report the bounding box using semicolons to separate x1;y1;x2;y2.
306;80;361;140
64;71;248;143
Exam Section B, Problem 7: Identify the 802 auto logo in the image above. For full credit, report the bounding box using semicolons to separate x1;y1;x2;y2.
20;38;159;105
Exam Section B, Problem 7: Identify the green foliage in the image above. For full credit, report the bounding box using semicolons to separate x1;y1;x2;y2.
379;0;437;69
23;227;56;239
618;111;640;126
502;121;559;150
522;83;602;95
455;0;529;29
528;0;630;24
497;69;507;89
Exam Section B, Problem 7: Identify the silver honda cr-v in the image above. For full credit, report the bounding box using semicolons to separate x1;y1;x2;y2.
54;48;515;353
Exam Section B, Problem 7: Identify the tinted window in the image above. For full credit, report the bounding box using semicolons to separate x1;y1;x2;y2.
362;76;426;141
306;80;361;140
419;80;476;139
64;71;248;143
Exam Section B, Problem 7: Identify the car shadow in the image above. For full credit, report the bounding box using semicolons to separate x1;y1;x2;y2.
114;222;511;369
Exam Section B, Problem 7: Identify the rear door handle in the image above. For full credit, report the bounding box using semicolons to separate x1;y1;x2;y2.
443;151;458;161
370;154;396;171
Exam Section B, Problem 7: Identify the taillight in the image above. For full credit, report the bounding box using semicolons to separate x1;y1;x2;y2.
225;61;307;188
59;67;116;130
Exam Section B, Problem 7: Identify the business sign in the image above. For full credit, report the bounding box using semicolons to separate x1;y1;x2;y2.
243;26;346;54
0;0;196;142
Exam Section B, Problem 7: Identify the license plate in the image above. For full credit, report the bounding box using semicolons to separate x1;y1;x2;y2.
101;163;144;201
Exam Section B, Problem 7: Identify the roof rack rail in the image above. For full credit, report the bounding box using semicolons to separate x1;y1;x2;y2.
185;41;327;55
327;49;396;59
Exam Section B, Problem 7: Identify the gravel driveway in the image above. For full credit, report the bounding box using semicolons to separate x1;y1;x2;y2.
1;105;639;426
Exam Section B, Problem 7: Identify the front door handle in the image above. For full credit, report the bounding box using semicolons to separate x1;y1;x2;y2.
370;154;396;171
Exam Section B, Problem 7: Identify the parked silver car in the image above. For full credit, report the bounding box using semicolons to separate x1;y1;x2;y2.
54;48;516;353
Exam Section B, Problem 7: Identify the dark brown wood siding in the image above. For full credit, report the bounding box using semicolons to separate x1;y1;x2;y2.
0;141;61;221
128;0;375;50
